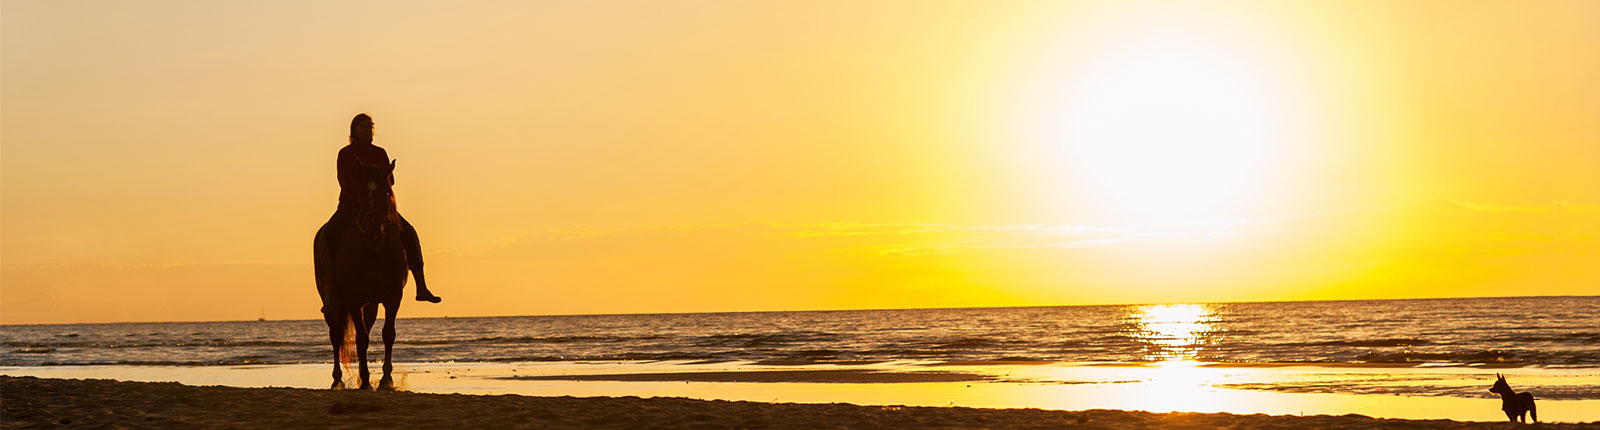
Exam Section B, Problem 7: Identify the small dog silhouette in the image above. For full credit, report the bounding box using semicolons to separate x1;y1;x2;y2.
1489;373;1537;423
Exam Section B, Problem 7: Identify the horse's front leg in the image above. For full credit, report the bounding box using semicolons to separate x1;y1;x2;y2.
324;308;345;389
378;299;401;391
351;307;372;390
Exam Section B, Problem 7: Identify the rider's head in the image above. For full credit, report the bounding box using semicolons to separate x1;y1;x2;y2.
350;113;374;144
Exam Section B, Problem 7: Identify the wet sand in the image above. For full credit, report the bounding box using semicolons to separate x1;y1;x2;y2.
503;368;991;383
7;376;1596;429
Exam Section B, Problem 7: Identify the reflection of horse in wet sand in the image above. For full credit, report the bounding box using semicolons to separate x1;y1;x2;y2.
314;160;408;390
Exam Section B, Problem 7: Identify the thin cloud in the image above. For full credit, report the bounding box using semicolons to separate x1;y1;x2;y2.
425;197;1598;259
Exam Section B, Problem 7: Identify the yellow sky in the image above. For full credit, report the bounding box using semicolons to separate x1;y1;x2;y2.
2;0;1596;324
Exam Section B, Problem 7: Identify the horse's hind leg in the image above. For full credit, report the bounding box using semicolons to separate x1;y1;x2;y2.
324;308;345;389
378;299;401;391
362;302;379;340
351;307;373;390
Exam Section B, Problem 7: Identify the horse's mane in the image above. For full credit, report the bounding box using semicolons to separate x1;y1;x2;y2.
353;161;405;248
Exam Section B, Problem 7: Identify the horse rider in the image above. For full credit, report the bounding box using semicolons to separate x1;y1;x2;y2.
319;113;442;308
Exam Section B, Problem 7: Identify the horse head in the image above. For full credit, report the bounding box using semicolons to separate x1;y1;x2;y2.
357;160;397;212
354;160;403;247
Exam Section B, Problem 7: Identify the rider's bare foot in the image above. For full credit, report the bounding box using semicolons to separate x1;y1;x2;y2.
416;291;442;303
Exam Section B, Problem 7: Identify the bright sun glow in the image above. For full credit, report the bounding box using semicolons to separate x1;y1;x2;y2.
1044;22;1292;224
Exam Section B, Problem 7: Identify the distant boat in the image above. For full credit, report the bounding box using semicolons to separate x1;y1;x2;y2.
257;306;267;322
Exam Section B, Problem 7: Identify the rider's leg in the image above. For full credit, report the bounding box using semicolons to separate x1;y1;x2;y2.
318;206;353;313
400;216;441;303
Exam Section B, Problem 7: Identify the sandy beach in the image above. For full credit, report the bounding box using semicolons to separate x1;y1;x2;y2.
6;301;1598;426
5;376;1596;429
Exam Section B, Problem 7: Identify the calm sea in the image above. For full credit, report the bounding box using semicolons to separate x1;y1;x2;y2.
3;296;1596;367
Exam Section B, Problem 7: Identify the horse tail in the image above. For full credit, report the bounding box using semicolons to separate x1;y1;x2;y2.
340;315;357;370
1531;403;1537;423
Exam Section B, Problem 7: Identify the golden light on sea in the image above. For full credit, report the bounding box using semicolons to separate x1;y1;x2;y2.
1125;304;1218;362
1109;304;1227;412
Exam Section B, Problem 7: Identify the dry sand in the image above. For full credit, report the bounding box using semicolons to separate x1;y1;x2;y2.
5;376;1596;429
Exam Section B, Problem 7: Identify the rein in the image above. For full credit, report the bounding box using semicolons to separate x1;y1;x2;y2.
353;204;402;250
348;164;403;251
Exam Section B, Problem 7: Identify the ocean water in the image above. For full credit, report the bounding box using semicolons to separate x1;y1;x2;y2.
4;296;1596;368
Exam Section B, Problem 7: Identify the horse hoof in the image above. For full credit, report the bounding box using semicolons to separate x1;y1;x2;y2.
331;381;345;390
377;379;396;391
416;295;441;304
359;383;373;390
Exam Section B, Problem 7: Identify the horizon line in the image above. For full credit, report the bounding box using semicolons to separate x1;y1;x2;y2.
3;294;1592;327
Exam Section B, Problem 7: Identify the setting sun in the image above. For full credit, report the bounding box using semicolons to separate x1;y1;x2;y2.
1030;10;1298;224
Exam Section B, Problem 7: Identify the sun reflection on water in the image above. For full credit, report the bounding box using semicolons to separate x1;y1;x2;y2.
1105;304;1228;412
1126;304;1218;361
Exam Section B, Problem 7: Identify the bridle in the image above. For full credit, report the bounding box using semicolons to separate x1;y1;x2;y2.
353;174;402;250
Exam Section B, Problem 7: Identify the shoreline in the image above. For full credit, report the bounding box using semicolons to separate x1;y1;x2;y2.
12;358;1596;369
6;376;1597;429
4;360;1599;422
502;368;992;383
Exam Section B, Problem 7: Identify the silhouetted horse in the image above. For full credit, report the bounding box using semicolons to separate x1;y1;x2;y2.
1490;373;1537;423
314;160;408;390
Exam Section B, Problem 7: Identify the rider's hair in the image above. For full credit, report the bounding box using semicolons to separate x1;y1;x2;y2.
350;113;373;143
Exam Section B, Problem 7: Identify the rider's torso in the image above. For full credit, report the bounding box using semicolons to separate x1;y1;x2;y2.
337;143;390;203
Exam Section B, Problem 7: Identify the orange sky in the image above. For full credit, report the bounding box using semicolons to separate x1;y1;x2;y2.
3;1;1597;324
